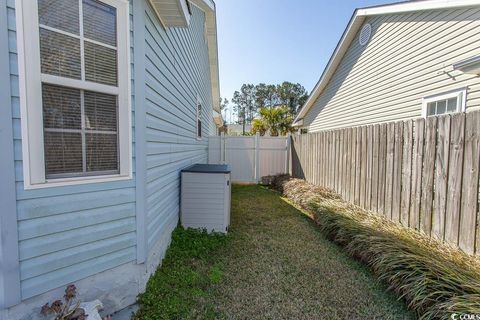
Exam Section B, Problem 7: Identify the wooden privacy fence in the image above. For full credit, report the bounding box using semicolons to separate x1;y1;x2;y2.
209;134;289;183
291;111;480;255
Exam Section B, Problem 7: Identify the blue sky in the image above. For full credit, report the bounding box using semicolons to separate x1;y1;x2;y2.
216;0;399;122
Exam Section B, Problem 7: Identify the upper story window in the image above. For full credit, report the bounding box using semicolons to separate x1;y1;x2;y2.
16;0;131;188
197;103;203;138
422;89;466;118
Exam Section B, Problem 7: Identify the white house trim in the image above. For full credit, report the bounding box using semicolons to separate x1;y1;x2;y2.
0;0;21;309
294;0;480;126
148;0;191;27
16;0;132;189
41;74;121;95
133;0;148;264
421;88;467;118
190;0;221;113
358;0;480;16
193;0;214;11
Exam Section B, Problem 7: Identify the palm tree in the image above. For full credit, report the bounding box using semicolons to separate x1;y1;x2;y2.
251;106;295;136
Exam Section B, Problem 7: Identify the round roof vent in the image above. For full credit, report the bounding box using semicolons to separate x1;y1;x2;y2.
359;23;372;46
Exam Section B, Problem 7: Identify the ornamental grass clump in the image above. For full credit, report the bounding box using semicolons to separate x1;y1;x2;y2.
271;175;480;320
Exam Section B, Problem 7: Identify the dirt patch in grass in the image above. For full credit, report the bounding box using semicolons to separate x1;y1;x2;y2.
135;185;413;319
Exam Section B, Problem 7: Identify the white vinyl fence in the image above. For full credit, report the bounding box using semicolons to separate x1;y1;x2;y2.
208;134;290;183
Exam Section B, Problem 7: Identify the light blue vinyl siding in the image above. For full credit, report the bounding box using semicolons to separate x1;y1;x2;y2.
142;3;215;251
0;0;21;307
4;0;216;303
6;0;137;299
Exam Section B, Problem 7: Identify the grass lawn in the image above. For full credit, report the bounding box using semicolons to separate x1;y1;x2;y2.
134;185;413;319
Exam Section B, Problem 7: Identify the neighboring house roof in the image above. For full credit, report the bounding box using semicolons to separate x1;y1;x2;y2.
150;0;221;114
293;0;480;126
227;124;252;135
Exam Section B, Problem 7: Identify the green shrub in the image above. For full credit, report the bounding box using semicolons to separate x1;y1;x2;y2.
272;176;480;320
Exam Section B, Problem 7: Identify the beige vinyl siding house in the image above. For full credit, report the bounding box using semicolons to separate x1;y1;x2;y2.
295;0;480;132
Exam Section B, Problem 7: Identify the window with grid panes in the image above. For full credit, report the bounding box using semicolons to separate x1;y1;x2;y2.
423;89;466;118
16;0;131;186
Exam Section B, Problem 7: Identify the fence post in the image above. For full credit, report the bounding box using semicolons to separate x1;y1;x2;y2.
286;134;291;175
255;133;260;183
220;132;225;164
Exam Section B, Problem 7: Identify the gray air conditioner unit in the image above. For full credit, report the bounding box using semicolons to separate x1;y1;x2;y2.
181;164;231;233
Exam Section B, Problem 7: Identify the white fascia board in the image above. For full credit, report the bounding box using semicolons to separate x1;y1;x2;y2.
358;0;480;16
179;0;191;25
190;0;220;113
192;0;215;12
292;118;304;127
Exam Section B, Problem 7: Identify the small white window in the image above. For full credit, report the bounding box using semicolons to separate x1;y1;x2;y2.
422;89;467;118
16;0;131;188
196;102;202;139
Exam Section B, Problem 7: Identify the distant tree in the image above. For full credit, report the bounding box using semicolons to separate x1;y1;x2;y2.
255;83;280;109
230;81;308;132
220;97;229;123
232;84;256;135
277;82;309;116
251;106;295;136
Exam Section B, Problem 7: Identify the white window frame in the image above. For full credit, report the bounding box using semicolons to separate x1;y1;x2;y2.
196;96;203;140
421;88;467;118
16;0;132;189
